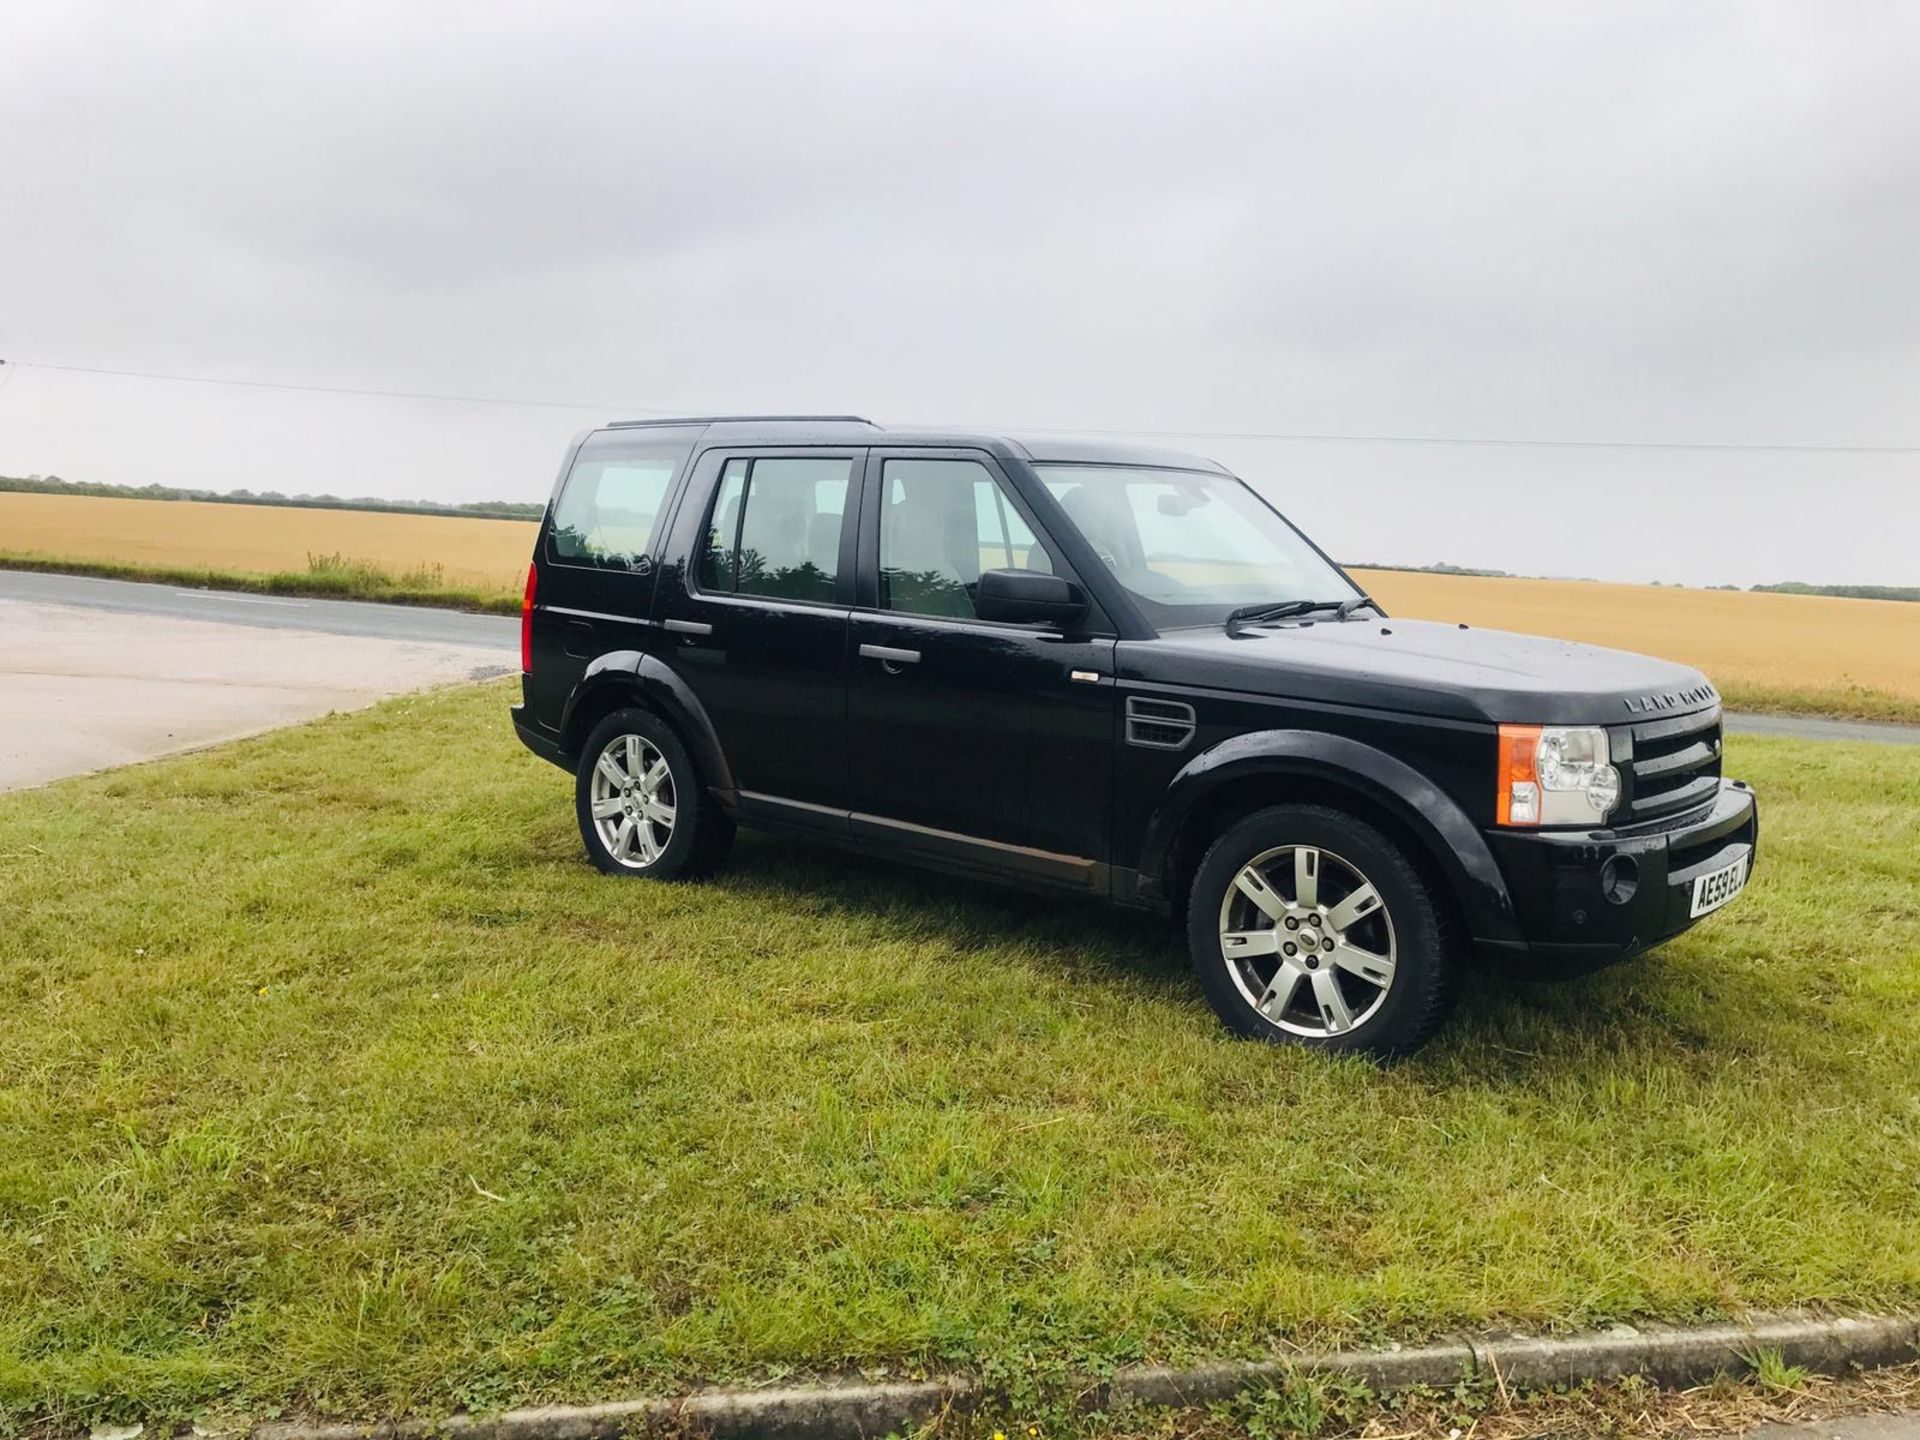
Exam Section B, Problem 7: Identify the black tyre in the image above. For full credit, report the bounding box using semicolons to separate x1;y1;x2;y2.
1186;804;1458;1060
574;708;734;880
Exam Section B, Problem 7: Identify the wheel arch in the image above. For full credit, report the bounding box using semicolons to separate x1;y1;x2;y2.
558;652;736;796
1144;731;1521;946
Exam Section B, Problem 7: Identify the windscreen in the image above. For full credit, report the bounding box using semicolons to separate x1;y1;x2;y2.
1032;464;1358;626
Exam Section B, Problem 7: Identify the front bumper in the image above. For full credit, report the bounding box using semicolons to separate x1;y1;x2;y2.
1481;777;1758;974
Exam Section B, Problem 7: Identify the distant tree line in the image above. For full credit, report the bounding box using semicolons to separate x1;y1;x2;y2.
1354;560;1915;601
1346;560;1517;578
0;472;543;521
1750;581;1920;603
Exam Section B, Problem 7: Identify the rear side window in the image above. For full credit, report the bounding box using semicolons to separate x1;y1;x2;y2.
698;456;852;603
549;430;697;571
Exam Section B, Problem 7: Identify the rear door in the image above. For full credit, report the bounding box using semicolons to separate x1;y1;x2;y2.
655;446;865;819
845;449;1116;886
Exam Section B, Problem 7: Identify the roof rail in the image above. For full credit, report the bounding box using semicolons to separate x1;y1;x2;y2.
604;414;877;430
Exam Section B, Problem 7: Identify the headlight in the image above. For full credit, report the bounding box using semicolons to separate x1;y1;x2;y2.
1497;724;1621;826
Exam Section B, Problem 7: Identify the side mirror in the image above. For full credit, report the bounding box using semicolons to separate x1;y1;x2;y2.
975;568;1088;628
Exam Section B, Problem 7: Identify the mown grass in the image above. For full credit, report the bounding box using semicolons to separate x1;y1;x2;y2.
0;550;520;614
1;684;1917;1433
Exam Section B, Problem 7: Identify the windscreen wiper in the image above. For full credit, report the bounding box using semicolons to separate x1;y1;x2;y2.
1223;599;1318;635
1225;595;1382;635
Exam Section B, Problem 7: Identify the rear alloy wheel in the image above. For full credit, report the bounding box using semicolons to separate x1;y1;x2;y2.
1187;804;1457;1059
574;708;733;880
588;731;676;869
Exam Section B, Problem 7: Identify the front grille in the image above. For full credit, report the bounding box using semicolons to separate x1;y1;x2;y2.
1618;706;1723;824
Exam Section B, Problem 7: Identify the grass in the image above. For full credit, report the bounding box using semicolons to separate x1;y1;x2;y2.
2;683;1917;1433
1743;1346;1811;1395
1709;681;1920;726
0;549;521;614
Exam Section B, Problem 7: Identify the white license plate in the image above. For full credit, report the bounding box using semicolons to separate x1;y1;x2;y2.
1689;853;1750;917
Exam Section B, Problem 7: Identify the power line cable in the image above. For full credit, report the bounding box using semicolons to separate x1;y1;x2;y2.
2;359;680;415
5;357;1918;455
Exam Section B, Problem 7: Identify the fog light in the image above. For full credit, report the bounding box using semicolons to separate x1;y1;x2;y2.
1601;854;1639;905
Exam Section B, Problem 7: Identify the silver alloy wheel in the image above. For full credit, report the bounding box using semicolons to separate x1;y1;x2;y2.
588;733;676;869
1217;843;1397;1038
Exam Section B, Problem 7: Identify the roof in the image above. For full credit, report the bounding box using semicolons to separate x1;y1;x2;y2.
596;415;1227;473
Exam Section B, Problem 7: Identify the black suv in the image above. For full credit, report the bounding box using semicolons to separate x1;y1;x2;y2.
512;416;1757;1057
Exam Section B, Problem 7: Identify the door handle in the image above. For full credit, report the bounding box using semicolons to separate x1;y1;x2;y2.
859;644;921;666
664;619;714;637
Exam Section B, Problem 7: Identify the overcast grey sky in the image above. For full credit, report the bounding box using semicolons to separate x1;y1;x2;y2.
3;1;1916;586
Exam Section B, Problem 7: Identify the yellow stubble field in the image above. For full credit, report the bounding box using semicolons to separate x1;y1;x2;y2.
0;491;538;593
2;491;1913;717
1353;568;1920;718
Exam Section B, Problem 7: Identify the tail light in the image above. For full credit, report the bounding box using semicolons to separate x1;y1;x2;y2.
520;562;537;672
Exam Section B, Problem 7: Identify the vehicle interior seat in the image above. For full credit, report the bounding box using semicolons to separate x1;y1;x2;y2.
882;475;974;617
1054;484;1134;570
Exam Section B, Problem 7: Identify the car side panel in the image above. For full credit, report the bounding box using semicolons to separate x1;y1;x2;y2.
846;610;1116;858
1109;641;1519;942
559;650;738;796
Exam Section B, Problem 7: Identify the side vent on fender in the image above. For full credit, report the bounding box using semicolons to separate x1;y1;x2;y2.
1126;696;1197;750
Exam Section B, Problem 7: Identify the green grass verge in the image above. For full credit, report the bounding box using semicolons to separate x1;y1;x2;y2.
1714;680;1920;726
0;551;521;615
3;685;1919;1432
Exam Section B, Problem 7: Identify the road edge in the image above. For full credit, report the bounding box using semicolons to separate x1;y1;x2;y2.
0;555;520;616
257;1310;1920;1440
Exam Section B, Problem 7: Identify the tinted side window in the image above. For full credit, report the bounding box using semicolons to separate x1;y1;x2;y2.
550;431;695;570
698;459;750;592
879;459;1053;619
698;457;851;603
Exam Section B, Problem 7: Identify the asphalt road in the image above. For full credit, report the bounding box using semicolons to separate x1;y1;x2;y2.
1722;710;1920;744
4;569;1917;746
0;570;514;791
0;567;518;648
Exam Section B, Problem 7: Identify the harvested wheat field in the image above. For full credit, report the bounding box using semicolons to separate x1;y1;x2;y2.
0;491;536;593
2;491;1913;718
1354;568;1920;719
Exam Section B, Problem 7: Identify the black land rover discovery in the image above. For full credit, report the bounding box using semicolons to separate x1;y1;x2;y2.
511;416;1757;1058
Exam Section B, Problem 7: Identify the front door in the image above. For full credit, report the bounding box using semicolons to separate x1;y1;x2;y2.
655;447;864;819
846;450;1115;889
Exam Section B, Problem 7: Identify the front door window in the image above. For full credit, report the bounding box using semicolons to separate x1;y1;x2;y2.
877;458;1054;619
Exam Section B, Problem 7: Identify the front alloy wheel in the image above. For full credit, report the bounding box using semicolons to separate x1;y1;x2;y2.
1187;804;1458;1059
1219;843;1396;1038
